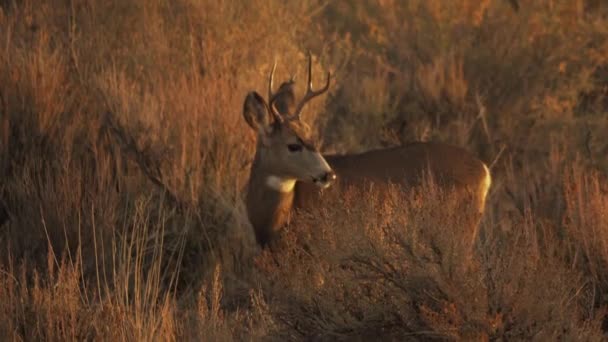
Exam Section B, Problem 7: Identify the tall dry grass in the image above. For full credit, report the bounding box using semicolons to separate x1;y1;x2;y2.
256;172;607;340
0;0;607;340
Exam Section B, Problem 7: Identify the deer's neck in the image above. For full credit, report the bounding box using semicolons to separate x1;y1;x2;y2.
246;156;295;246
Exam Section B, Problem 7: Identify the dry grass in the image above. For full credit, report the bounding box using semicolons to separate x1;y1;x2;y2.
0;0;607;340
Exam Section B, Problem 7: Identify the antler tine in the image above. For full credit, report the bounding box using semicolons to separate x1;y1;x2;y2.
268;94;283;123
268;59;277;102
266;59;284;123
291;51;331;120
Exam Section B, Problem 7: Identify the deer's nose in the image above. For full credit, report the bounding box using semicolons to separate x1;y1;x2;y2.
313;170;336;189
320;170;337;184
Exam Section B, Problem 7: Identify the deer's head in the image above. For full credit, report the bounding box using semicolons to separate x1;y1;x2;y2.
243;53;335;191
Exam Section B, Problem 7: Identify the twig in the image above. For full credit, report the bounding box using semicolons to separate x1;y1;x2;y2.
103;111;183;209
303;0;333;22
475;92;492;145
489;144;507;170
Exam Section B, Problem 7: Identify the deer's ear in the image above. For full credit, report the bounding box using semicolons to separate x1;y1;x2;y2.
243;92;274;135
273;81;297;116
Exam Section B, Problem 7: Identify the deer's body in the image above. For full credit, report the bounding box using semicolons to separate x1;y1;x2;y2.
243;54;491;249
247;143;491;246
297;142;490;210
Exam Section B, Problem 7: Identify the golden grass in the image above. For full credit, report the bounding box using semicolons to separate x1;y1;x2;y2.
0;0;607;340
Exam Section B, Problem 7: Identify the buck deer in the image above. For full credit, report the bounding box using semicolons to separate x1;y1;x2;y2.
243;53;492;251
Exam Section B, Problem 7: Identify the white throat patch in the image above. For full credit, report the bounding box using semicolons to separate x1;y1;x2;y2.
266;175;296;193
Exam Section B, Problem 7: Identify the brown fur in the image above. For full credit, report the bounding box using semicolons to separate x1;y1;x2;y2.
294;143;491;253
244;67;491;252
295;142;487;207
246;153;295;246
273;81;296;115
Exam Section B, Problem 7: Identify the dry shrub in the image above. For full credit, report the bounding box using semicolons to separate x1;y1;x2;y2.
256;173;606;340
0;0;607;340
257;182;491;340
0;227;180;340
0;0;317;272
562;166;608;308
319;0;608;171
0;0;337;339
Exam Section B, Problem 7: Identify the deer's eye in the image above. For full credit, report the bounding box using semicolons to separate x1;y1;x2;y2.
287;144;302;152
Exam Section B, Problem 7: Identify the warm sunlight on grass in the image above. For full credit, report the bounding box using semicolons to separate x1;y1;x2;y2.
0;0;607;340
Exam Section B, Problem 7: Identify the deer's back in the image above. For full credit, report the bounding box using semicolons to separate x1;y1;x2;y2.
294;142;489;209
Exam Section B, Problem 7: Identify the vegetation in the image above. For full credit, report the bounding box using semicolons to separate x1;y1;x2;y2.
0;0;607;340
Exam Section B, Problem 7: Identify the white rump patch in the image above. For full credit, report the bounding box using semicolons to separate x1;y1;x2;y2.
480;163;492;208
266;175;296;193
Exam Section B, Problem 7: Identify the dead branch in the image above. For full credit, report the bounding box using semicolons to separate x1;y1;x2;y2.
102;111;183;209
489;144;507;170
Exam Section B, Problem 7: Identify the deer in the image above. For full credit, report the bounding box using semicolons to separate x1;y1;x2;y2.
243;53;492;253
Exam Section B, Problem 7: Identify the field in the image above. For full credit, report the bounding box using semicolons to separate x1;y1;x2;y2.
1;0;608;340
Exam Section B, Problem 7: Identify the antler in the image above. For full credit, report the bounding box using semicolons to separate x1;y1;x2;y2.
266;60;285;123
268;59;277;103
290;51;330;120
268;60;296;102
